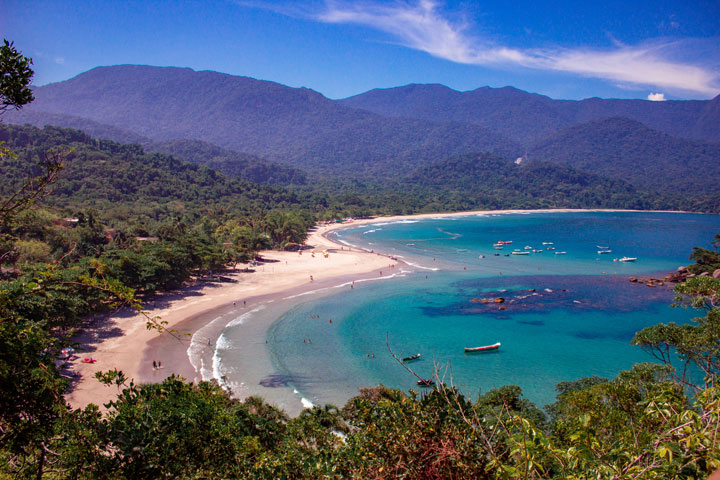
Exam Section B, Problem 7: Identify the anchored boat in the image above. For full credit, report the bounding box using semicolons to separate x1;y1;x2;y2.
464;342;501;353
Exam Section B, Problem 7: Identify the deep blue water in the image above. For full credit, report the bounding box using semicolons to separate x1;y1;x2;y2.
260;212;720;408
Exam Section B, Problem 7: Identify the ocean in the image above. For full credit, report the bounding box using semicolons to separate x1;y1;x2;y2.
213;211;720;410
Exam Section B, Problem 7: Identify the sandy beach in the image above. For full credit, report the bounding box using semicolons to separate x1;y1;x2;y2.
64;208;659;411
65;219;401;410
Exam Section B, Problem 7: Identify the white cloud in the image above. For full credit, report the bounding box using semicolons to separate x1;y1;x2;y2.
313;0;720;97
54;57;65;65
647;92;666;101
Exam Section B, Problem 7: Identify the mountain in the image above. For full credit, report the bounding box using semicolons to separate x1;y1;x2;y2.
340;84;717;144
404;151;664;212
3;110;149;144
528;117;720;194
143;139;307;185
341;84;569;143
9;65;518;177
0;123;305;220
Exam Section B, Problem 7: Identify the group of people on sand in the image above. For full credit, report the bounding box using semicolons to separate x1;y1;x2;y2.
152;360;163;370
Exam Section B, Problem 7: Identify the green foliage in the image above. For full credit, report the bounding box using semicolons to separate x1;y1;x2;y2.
529;116;720;196
0;39;34;112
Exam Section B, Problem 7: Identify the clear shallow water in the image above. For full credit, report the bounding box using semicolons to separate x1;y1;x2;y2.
226;212;720;409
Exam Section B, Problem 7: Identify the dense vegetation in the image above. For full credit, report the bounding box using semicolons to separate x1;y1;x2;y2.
7;65;518;177
144;138;307;186
340;83;720;144
528;117;720;194
2;41;720;479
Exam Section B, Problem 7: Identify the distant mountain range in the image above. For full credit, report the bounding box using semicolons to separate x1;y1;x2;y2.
341;83;720;144
4;64;719;200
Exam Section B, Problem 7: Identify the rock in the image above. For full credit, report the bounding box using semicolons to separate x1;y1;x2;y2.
498;306;506;310
714;269;720;279
700;272;710;277
481;298;491;304
470;298;480;303
494;297;505;303
528;288;536;292
629;277;638;283
687;274;696;278
678;266;688;273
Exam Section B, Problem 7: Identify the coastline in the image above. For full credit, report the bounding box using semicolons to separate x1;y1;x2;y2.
64;208;690;412
65;220;399;411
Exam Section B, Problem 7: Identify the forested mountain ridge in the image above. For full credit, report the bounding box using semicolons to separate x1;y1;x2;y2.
7;65;518;177
404;151;668;212
341;83;720;144
143;139;307;186
528;116;720;194
0;123;312;224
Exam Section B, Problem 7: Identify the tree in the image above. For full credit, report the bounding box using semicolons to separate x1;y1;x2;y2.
0;39;34;113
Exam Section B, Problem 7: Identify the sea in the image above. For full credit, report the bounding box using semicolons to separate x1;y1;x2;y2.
208;211;720;410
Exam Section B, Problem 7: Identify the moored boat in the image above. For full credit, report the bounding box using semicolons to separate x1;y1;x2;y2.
597;249;612;254
402;353;421;362
465;342;501;353
512;251;530;255
618;256;637;262
417;379;435;387
555;251;567;255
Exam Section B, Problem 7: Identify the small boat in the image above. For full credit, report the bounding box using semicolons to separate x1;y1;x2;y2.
417;379;435;387
524;245;532;250
465;342;501;353
532;249;542;253
542;242;554;245
402;353;421;362
597;249;612;254
546;247;555;251
555;251;567;255
597;245;610;249
618;257;637;262
496;240;513;244
493;245;504;250
512;251;530;255
406;243;416;246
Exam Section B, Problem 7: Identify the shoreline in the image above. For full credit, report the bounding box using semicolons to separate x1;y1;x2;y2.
64;220;400;411
64;208;695;411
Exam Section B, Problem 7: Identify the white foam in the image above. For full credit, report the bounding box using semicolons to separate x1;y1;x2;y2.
226;305;266;328
371;220;420;226
362;228;381;234
211;334;230;388
301;397;314;409
402;259;440;271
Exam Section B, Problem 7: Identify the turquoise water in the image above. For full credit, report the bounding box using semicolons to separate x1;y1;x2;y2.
251;212;719;408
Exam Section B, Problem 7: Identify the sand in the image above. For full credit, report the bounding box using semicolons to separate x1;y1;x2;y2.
64;220;399;410
64;208;651;411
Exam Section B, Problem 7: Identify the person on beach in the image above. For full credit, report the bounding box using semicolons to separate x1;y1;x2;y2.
153;360;157;370
310;275;314;282
158;361;162;368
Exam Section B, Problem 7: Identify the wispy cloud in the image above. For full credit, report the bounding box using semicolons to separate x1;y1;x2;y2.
313;0;719;97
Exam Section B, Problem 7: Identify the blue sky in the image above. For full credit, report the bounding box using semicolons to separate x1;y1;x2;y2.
3;0;719;100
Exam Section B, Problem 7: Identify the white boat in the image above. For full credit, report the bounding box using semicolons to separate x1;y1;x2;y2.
524;245;532;250
493;245;504;250
532;249;542;253
618;257;637;262
512;251;530;255
597;245;610;249
597;249;612;254
546;247;555;251
542;242;554;245
555;251;567;255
